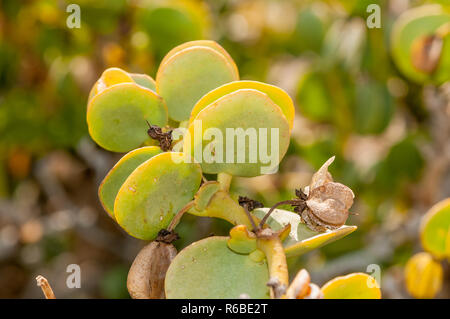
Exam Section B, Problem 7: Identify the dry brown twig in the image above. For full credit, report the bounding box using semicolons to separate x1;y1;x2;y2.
36;275;56;299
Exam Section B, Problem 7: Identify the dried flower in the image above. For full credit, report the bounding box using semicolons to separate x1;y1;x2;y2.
146;121;173;151
300;156;354;232
260;156;355;232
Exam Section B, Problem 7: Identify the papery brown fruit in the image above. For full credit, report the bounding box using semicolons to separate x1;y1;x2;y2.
308;156;334;190
127;241;177;299
302;156;354;232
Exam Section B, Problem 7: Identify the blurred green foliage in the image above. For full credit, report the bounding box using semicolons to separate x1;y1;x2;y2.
0;0;448;298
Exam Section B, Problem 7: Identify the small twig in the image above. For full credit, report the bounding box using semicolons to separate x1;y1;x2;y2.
258;189;308;229
242;206;258;231
258;200;300;229
156;201;195;244
167;201;195;232
36;275;56;299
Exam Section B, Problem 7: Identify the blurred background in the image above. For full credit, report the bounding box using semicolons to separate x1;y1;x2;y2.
0;0;449;298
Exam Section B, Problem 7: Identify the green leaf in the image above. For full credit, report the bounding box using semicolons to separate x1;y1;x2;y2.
183;89;290;177
156;44;238;121
353;80;394;135
98;146;162;219
189;80;295;131
165;236;270;298
129;73;157;92
227;225;257;254
137;3;211;59
420;198;450;259
114;152;202;240
296;71;333;122
87;83;168;152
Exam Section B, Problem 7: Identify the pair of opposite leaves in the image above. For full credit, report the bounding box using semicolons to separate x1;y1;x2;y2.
88;40;293;162
91;41;295;239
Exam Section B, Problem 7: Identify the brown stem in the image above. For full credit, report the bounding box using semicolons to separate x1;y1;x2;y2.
238;196;263;231
167;201;195;232
259;200;301;229
36;275;56;299
242;206;258;231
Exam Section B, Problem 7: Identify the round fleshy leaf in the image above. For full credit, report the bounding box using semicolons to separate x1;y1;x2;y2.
88;67;134;102
129;73;157;91
114;152;202;240
165;236;270;299
98;146;163;219
252;208;357;258
321;273;381;299
227;225;257;254
189;80;295;131
137;2;211;59
160;40;238;76
156;45;239;121
87;83;168;152
183;89;290;177
420;198;450;259
405;252;443;299
391;4;450;84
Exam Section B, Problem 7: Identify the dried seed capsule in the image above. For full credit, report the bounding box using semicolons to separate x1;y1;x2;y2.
302;156;354;232
127;240;177;299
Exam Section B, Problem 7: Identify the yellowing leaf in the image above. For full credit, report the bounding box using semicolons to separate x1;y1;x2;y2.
405;252;443;299
321;273;381;299
420;198;450;259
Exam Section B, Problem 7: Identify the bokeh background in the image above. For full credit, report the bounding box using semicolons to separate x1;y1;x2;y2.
0;0;449;298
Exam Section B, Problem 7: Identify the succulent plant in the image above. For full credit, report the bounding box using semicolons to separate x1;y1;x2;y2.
86;40;380;299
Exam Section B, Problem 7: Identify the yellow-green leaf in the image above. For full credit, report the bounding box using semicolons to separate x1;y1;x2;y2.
420;198;450;259
321;273;381;299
